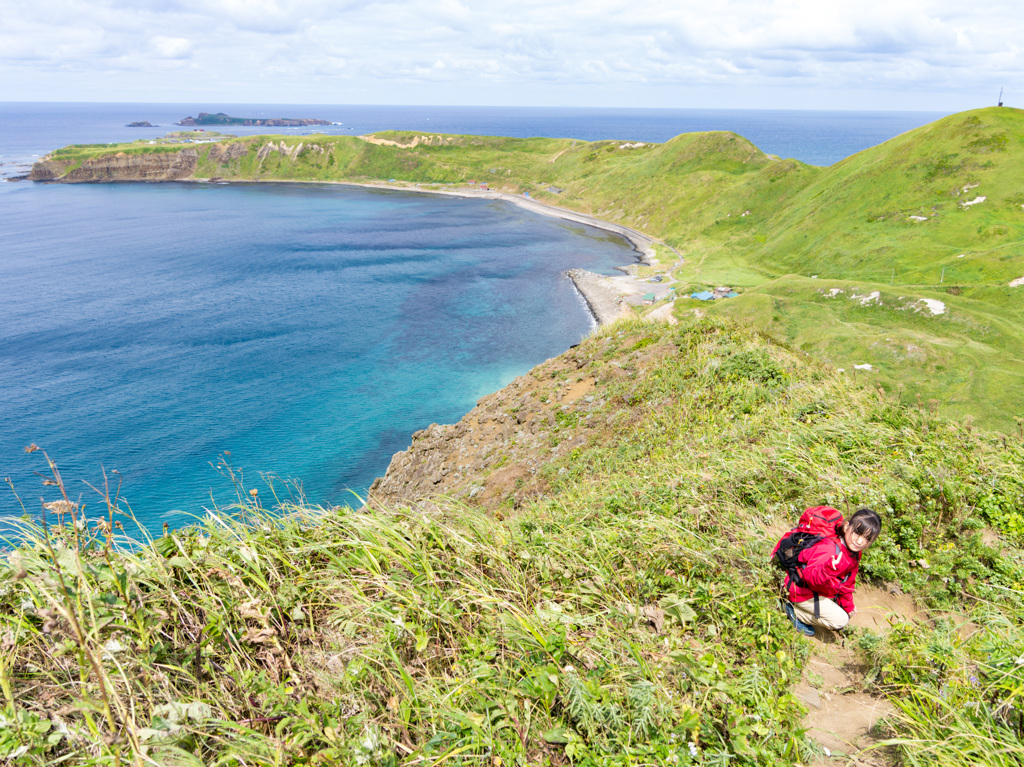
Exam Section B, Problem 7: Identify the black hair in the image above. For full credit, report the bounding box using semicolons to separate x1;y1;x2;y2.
845;508;882;542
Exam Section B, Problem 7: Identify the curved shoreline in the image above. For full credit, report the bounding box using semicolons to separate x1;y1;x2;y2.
208;176;665;263
37;159;676;326
199;176;678;325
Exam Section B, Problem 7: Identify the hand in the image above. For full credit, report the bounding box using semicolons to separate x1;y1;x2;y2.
848;608;857;617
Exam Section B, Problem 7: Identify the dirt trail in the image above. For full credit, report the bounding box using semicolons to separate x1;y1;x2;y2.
794;585;921;765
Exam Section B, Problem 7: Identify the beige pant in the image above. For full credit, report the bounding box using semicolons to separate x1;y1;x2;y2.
793;597;850;631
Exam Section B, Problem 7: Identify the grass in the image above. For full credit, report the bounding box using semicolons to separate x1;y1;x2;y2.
20;109;1024;763
34;106;1024;430
4;318;1024;765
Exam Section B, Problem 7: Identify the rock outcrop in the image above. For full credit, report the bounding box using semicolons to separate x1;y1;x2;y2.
368;327;667;511
30;149;199;182
207;142;249;163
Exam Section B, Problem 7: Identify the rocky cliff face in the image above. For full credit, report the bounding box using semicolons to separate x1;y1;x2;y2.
206;143;249;163
369;324;669;511
30;149;200;182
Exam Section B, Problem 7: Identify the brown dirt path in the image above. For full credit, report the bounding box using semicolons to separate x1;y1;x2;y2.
793;585;921;765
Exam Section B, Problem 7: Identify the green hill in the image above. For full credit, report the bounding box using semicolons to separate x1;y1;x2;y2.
31;107;1024;430
4;319;1024;765
15;114;1024;762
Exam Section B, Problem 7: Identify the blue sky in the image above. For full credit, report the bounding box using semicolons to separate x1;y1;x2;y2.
2;0;1018;110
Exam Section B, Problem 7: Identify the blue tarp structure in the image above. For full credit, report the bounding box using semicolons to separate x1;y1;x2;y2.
690;291;715;301
726;291;739;298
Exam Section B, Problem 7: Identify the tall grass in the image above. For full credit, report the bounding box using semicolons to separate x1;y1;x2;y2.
2;318;1023;765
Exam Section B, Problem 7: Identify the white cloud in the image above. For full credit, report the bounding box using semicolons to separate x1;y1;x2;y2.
2;0;1022;107
151;36;194;59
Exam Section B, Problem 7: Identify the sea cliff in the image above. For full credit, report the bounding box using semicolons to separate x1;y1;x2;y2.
30;148;199;182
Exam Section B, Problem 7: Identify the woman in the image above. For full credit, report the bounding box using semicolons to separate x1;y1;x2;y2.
780;508;882;636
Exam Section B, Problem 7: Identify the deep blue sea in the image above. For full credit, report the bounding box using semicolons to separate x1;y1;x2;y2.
0;103;949;533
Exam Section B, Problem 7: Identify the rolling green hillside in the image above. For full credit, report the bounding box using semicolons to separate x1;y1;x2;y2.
14;111;1024;765
31;108;1024;431
5;318;1024;765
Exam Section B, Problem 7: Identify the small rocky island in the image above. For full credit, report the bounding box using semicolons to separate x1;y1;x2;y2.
126;121;155;127
176;112;330;127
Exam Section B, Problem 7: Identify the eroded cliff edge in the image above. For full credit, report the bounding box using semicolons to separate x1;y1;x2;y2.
368;321;674;511
30;149;201;182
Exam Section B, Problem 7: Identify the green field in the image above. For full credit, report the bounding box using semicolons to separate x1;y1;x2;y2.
37;107;1024;431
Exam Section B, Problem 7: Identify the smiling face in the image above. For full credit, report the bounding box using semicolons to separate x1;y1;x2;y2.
843;526;873;553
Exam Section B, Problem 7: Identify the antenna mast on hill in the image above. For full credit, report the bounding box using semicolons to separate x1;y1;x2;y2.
998;87;1004;107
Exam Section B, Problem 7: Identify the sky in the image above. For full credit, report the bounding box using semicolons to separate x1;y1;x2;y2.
2;0;1019;110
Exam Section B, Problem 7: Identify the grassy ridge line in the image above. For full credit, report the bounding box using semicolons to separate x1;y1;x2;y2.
4;318;1024;765
34;107;1024;430
40;108;1024;288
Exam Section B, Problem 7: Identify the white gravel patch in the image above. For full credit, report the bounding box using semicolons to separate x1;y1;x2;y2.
854;363;874;371
914;298;946;315
855;291;881;306
1010;276;1024;288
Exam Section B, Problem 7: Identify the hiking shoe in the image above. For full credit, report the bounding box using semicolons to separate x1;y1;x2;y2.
783;601;816;637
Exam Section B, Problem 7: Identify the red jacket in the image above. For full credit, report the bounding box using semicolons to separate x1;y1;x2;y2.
782;533;861;614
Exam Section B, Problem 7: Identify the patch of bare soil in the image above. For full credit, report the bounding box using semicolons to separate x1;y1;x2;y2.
795;584;921;765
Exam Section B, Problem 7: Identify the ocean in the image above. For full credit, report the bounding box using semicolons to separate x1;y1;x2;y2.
0;103;948;533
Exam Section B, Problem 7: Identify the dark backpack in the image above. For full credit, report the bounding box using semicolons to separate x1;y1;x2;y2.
772;506;844;591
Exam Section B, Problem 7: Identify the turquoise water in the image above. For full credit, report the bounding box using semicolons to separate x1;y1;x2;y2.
0;180;634;530
1;102;949;533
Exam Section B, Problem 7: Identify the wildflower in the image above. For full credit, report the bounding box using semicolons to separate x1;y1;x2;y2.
689;741;698;757
824;747;832;757
970;675;979;685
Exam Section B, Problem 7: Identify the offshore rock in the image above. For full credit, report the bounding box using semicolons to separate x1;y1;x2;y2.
176;112;330;127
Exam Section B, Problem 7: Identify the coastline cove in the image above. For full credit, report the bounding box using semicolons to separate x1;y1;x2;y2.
0;179;642;534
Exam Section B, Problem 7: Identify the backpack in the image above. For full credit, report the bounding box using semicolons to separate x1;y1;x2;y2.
772;506;844;593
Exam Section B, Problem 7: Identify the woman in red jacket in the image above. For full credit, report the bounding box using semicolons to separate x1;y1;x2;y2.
782;508;882;636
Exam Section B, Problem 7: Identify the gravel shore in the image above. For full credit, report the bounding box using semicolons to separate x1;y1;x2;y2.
565;269;641;325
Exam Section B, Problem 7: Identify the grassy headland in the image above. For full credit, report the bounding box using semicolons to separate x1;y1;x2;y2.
32;107;1024;431
5;318;1024;765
